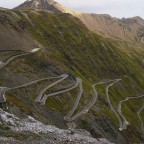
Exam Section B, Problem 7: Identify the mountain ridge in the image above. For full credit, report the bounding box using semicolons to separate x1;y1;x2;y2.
15;0;144;43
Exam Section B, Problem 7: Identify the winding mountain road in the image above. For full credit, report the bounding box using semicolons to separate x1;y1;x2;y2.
0;48;41;69
35;74;69;103
65;81;100;122
0;87;9;103
65;80;118;122
39;78;81;106
64;78;83;121
36;79;121;122
137;104;144;131
118;95;144;130
0;75;66;103
1;49;143;131
105;79;124;131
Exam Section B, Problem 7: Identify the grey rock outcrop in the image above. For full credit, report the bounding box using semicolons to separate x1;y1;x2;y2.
0;109;112;144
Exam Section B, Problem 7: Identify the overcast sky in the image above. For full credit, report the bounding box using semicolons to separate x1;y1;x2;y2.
0;0;144;18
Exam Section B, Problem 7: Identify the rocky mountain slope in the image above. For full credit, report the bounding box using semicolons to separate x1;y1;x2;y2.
0;109;111;144
16;0;144;42
15;0;61;12
74;14;144;42
0;0;144;143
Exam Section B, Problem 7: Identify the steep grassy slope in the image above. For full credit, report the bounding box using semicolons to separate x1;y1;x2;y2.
0;9;144;143
0;9;37;51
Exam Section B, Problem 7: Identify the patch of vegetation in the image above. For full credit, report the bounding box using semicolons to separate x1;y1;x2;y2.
0;124;11;131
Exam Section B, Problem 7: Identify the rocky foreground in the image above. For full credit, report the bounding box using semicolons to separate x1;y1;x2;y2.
0;109;112;144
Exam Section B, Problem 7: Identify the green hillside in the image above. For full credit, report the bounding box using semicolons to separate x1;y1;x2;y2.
0;9;144;143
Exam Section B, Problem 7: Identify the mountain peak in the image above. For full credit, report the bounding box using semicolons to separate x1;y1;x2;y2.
15;0;80;15
15;0;60;12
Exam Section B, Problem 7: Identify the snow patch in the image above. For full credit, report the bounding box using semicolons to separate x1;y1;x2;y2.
30;48;41;53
